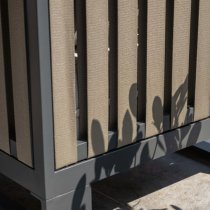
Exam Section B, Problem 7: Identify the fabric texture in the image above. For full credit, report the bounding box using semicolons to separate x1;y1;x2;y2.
87;0;109;157
146;0;166;137
49;0;77;168
194;0;210;121
117;0;138;146
8;0;32;166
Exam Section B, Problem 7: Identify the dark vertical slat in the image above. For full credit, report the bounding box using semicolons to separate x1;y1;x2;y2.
109;0;118;132
118;0;138;147
0;1;10;154
163;0;174;130
75;0;87;141
137;0;147;125
188;0;199;109
137;0;147;140
23;0;34;163
163;0;174;131
0;0;16;144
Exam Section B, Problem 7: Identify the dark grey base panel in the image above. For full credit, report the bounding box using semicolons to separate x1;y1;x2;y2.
40;185;92;210
0;118;209;206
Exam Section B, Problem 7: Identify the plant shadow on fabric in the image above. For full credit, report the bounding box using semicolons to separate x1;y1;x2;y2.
92;83;139;180
72;77;202;209
151;75;201;158
72;83;140;209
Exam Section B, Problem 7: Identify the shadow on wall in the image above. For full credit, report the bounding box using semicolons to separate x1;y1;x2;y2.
72;175;87;210
72;83;140;210
152;75;201;159
72;76;202;209
171;75;189;128
93;83;138;180
70;0;205;208
90;82;138;155
120;83;138;145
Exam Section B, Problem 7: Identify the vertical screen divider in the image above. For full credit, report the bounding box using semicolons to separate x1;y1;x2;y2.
188;0;199;111
137;0;147;126
163;0;174;131
108;0;118;133
0;0;16;147
0;2;10;154
24;0;34;165
75;0;87;141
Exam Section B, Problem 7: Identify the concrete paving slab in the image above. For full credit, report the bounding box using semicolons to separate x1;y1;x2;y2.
92;148;210;210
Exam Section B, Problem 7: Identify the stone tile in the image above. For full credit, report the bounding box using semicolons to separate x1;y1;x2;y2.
92;149;210;210
128;172;210;210
92;189;130;210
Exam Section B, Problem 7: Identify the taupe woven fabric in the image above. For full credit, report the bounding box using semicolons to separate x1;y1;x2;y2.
194;0;210;121
87;0;109;157
0;9;10;154
8;0;32;166
146;0;165;137
171;0;191;128
118;0;138;146
49;0;77;168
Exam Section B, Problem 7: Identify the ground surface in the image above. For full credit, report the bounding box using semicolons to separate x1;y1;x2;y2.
0;146;210;210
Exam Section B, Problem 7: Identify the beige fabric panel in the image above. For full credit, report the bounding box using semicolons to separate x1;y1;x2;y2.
171;0;191;129
8;0;32;166
118;0;138;146
194;1;210;121
87;0;109;157
49;0;77;168
0;11;10;154
146;0;166;137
